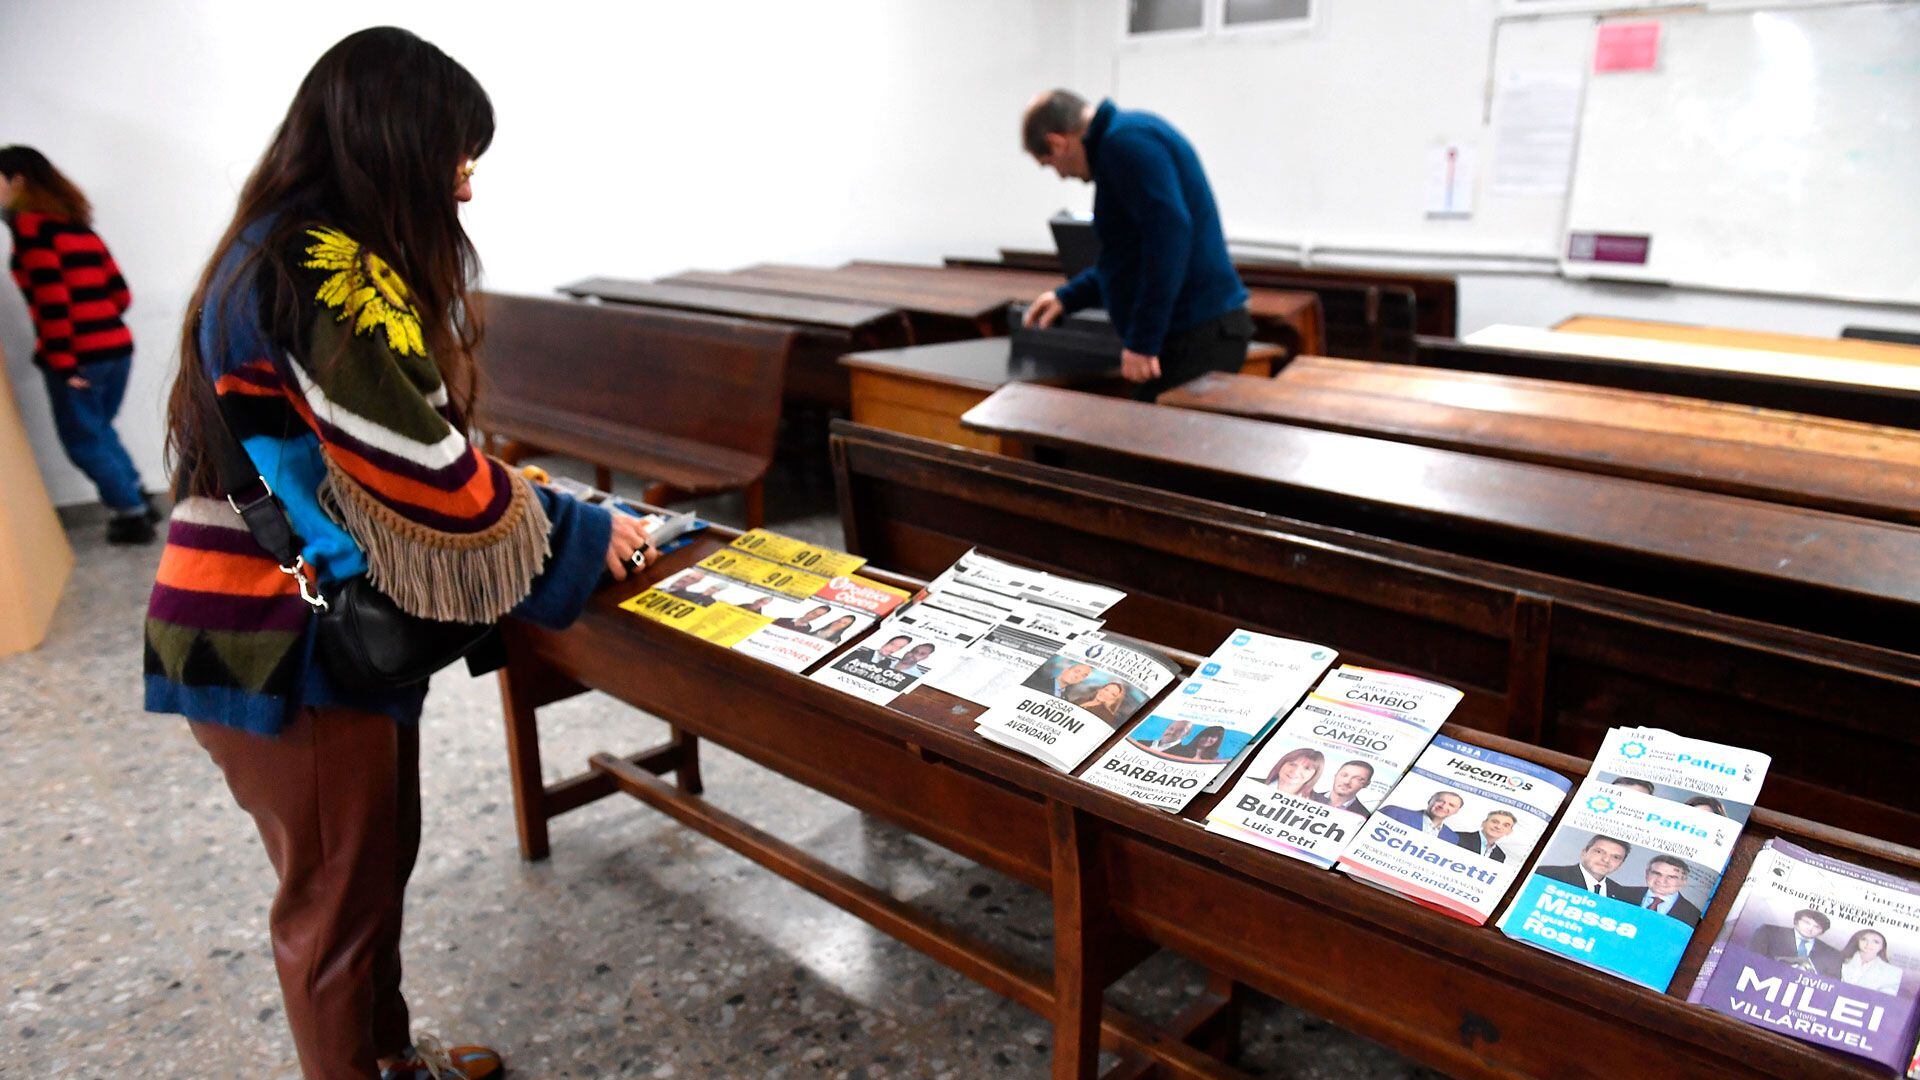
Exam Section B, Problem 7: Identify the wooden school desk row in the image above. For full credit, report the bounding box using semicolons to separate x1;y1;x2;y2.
842;417;1920;843
1161;359;1920;526
495;501;1919;1080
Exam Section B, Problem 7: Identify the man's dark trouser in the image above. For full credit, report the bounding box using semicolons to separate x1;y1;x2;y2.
192;707;421;1079
1132;307;1255;401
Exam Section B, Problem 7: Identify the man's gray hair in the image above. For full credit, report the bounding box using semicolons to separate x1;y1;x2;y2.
1023;89;1090;157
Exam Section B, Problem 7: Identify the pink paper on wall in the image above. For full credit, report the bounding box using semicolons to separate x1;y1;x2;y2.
1594;22;1661;73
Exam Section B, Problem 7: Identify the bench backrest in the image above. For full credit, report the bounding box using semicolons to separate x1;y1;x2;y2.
960;383;1920;653
477;291;792;480
830;420;1920;840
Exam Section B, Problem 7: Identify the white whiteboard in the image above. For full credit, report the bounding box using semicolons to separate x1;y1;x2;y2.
1108;6;1591;263
1563;2;1920;305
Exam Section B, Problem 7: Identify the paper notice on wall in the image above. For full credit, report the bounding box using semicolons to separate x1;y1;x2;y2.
1489;70;1584;197
1594;22;1661;74
1425;143;1477;219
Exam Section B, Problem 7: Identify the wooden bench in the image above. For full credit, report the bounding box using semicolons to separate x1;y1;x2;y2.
559;276;912;411
834;420;1920;842
661;263;1049;338
475;291;791;526
672;261;1325;361
1412;333;1920;429
498;505;1920;1079
961;383;1920;654
1158;362;1920;525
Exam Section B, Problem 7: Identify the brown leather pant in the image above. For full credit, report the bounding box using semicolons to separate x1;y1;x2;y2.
192;706;420;1079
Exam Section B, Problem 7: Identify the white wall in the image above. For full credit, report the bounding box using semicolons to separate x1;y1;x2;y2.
0;0;1082;506
7;0;1918;506
1063;0;1920;337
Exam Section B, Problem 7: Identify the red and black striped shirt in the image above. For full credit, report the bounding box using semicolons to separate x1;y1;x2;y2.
6;210;133;372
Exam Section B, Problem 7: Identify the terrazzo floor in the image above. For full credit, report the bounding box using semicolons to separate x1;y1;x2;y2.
2;453;1444;1079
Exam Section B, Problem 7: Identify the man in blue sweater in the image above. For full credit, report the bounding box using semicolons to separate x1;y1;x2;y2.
1020;90;1251;399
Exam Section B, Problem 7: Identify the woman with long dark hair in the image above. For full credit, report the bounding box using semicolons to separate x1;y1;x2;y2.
0;145;153;542
1839;928;1902;995
144;27;652;1079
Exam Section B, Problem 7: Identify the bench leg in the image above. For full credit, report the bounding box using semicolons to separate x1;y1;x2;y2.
497;665;550;862
1050;800;1108;1080
742;478;765;529
595;464;614;492
673;726;704;795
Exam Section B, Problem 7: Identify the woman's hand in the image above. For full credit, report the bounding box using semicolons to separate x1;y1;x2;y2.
604;510;656;581
66;373;91;391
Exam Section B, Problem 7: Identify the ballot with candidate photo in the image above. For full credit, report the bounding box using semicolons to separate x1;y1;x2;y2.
1082;631;1335;813
975;632;1178;772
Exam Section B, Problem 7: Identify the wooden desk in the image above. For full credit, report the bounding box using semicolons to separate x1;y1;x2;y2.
499;516;1920;1079
1468;324;1920;395
667;262;1324;358
836;420;1920;842
663;263;1057;334
0;337;72;655
1558;314;1920;367
560;276;900;334
843;338;1285;455
558;276;912;410
1161;362;1920;525
964;384;1920;648
841;338;1117;453
1415;333;1920;430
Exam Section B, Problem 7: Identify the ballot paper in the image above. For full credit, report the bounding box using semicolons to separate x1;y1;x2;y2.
1080;631;1336;813
1589;726;1770;824
697;548;829;600
1208;667;1461;868
975;632;1179;772
1339;735;1570;924
624;560;876;673
913;580;1113;707
1500;780;1740;989
927;548;1124;620
809;603;991;706
728;528;866;578
1691;839;1920;1072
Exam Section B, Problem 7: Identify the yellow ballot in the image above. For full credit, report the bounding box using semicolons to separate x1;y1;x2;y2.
620;589;770;647
728;529;865;577
696;549;830;600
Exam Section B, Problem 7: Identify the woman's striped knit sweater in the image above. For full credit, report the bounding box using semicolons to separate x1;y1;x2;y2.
144;221;612;734
5;209;134;371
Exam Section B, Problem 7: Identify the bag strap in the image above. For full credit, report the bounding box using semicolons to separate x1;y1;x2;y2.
204;378;329;612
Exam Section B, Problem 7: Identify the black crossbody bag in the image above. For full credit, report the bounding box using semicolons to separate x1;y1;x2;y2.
207;401;494;691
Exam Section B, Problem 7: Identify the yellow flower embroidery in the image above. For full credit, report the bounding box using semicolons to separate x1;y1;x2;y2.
302;225;427;357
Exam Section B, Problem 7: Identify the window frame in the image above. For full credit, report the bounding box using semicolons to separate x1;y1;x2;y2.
1217;0;1317;39
1123;0;1210;43
1121;0;1316;47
